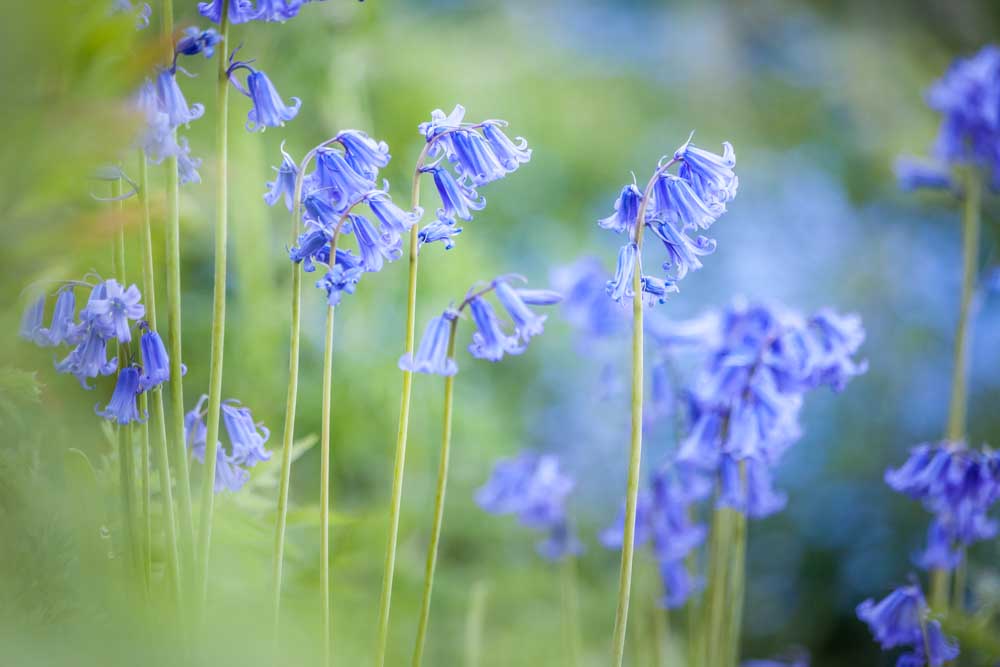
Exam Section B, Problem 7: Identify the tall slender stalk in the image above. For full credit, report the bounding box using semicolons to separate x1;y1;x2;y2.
161;0;196;585
703;504;732;667
562;556;583;667
139;394;152;592
139;150;182;607
374;145;432;667
320;304;336;667
270;161;310;637
464;581;489;667
195;4;231;608
411;317;459;667
932;167;982;612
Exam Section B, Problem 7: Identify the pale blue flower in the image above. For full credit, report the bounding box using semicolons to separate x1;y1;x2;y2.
40;289;78;346
227;55;301;132
493;278;548;342
418;219;463;249
598;183;643;235
674;137;739;206
19;296;47;346
352;214;402;273
398;309;459;376
423;163;485;223
335;129;390;181
95;366;145;424
154;68;204;128
606;243;637;304
467;296;524;362
222;400;271;467
138;328;171;391
265;143;299;210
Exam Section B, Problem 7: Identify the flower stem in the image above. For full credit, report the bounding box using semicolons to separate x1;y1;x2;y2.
725;503;748;667
411;317;459;667
320;304;336;667
464;581;489;667
194;4;231;610
374;152;429;667
161;0;196;589
139;149;182;609
270;167;309;639
561;555;583;667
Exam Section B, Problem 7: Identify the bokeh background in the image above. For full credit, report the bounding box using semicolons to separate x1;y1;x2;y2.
2;1;1000;665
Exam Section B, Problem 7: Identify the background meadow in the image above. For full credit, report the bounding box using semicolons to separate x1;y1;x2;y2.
2;1;1000;665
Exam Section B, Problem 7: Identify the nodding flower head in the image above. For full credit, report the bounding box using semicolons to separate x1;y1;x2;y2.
154;68;204;128
606;243;637;305
289;220;333;272
651;173;723;230
316;253;364;307
175;27;221;60
674;137;738;206
366;191;420;240
186;394;266;493
423;163;485;223
198;0;258;24
598;183;643;235
40;289;78;347
398;309;459;377
716;454;787;519
138;328;171;391
221;401;271;467
227;55;301;132
648;219;716;282
351;213;402;273
95;366;145;424
265;143;299;211
83;279;145;344
481;121;531;171
493;277;549;342
467;296;525;362
302;193;342;229
418;219;463;250
857;581;959;665
19;296;47;346
335;130;390;181
55;321;118;389
314;149;376;212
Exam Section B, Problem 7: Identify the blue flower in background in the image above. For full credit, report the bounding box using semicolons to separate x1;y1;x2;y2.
19;296;47;346
335;129;390;181
265;143;299;211
467;296;524;362
186;394;267;493
138;328;171;391
417;219;463;250
40;289;78;347
894;156;955;192
111;0;151;29
154;68;204;128
95;366;145;424
857;582;959;666
55;320;118;389
398;309;459;377
551;258;627;340
221;401;271;467
493;277;552;342
227;55;301;132
176;137;203;185
717;454;787;519
253;0;326;22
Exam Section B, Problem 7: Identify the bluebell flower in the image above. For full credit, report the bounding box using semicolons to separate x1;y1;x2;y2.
398;309;459;376
493;278;550;342
650;173;723;230
335;129;390;181
450;130;508;186
895;156;955;192
598;183;643;235
316;261;363;307
467;296;524;362
19;296;47;346
674;137;739;206
366;191;420;240
659;559;704;610
606;243;637;304
175;27;221;60
253;0;326;22
481;121;532;172
135;79;179;162
418;104;467;143
154;68;204;128
289;220;332;272
802;309;868;391
302;192;344;229
40;289;78;346
423;164;485;223
314;149;376;211
138;328;170;391
551;258;628;339
221;401;271;467
198;0;258;24
856;584;926;650
352;214;402;272
537;520;584;562
84;279;145;344
418;219;463;250
717;454;787;519
176;137;203;185
915;520;963;570
227;57;301;132
55;321;118;389
265;143;299;211
185;394;260;493
641;275;678;305
95;366;145;424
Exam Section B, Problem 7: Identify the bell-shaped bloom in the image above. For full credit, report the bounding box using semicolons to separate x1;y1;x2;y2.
659;558;704;609
176;137;203;185
494;278;547;342
606;243;637;304
112;0;152;29
154;68;204;128
419;104;468;143
450;130;508;186
598;183;643;234
915;520;963;570
265;143;299;211
716;455;787;519
95;366;145;424
675;138;739;206
467;296;524;362
240;68;301;132
39;289;78;346
536;520;584;562
135;79;179;163
253;0;326;22
138;329;170;390
335;129;390;181
424;164;485;223
302;192;343;229
648;219;716;281
316;261;363;307
856;584;926;649
174;27;221;60
398;309;459;376
289;220;332;272
19;296;47;346
55;321;118;389
184;394;210;460
418;219;463;250
84;279;145;344
314;149;376;212
198;0;259;24
895;156;955;192
477;453;575;524
802;309;869;391
221;401;271;467
481;121;531;172
551;258;628;339
651;173;723;230
212;445;251;492
641;275;678;305
367;192;420;239
352;214;402;273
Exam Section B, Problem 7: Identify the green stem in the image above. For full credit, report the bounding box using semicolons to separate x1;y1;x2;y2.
161;0;196;588
411;318;459;667
195;4;231;609
703;504;731;667
374;149;430;667
951;549;967;612
139;150;182;608
320;305;336;667
464;581;489;667
139;392;152;592
726;501;748;667
270;163;309;638
562;556;583;667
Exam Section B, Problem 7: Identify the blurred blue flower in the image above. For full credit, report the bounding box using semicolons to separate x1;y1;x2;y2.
40;289;78;347
198;0;258;24
551;257;627;339
265;143;299;211
185;394;265;493
19;296;47;346
398;309;459;376
175;27;221;60
176;137;203;185
857;582;959;665
95;366;145;424
111;0;151;29
467;296;524;362
138;328;171;391
641;274;677;305
221;401;271;467
717;454;787;519
894;156;955;192
154;68;204;128
227;56;301;132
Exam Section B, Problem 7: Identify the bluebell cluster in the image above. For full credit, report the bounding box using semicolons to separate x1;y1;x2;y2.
886;443;1000;570
416;105;531;251
602;135;737;305
476;451;582;561
398;275;561;375
274;130;419;307
18;278;184;425
198;0;326;24
896;44;1000;191
185;395;271;492
857;583;959;666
